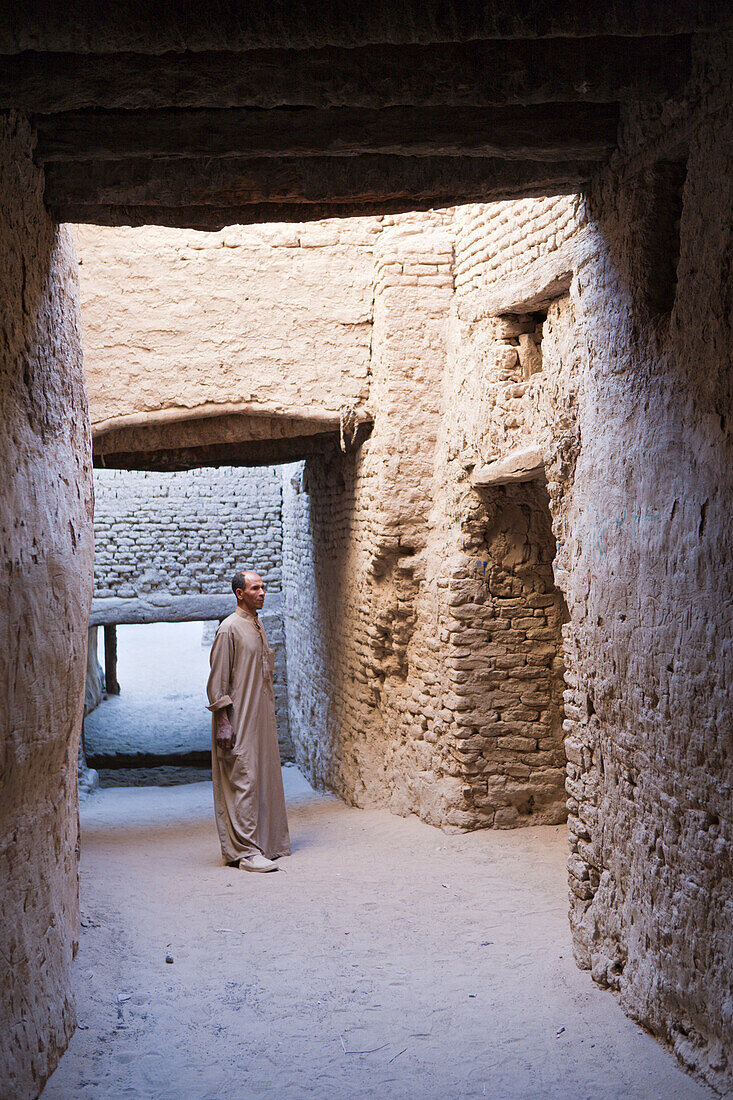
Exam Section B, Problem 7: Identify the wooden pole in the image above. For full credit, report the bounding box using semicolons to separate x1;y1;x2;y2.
103;623;120;694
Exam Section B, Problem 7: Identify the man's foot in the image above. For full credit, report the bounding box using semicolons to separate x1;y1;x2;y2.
239;853;279;873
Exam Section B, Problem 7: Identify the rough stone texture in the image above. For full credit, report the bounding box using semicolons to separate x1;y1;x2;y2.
0;113;94;1098
91;465;290;752
283;218;570;831
453;195;579;293
70;112;731;1087
1;14;730;1098
7;40;691;115
88;594;241;626
282;227;463;823
281;40;732;1086
553;47;732;1093
439;38;732;1092
93;467;283;598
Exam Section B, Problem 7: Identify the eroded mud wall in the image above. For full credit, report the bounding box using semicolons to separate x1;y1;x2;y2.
0;114;94;1098
555;46;733;1091
283;205;578;830
445;43;731;1090
74;219;376;431
283;226;461;820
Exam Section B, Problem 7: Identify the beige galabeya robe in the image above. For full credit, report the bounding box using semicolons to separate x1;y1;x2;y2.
206;607;290;863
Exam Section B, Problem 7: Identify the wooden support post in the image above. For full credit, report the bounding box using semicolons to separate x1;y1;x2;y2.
103;623;120;694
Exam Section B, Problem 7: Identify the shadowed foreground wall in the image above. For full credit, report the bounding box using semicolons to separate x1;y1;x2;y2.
0;114;94;1097
555;55;733;1090
443;40;732;1091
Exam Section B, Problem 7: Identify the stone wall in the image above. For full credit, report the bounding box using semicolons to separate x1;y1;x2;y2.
283;226;463;822
283;214;571;829
0;114;94;1098
453;195;580;293
281;42;733;1086
93;466;283;597
92;465;291;754
440;37;733;1092
552;45;732;1092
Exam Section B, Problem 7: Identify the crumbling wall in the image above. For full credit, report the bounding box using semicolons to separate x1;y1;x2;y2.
443;39;732;1092
552;46;732;1092
0;113;94;1098
74;219;377;437
424;226;579;830
283;209;574;830
283;226;461;820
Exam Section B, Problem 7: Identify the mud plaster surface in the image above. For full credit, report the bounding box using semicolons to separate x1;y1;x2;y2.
45;772;709;1100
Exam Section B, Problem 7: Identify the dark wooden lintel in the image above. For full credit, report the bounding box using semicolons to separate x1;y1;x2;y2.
45;155;593;213
0;3;725;53
34;104;618;163
2;37;692;113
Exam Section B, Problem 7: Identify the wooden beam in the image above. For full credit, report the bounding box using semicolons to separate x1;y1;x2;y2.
4;37;692;113
91;594;241;627
0;2;727;52
44;155;594;211
93;431;351;472
103;624;120;694
54;200;449;231
34;104;618;163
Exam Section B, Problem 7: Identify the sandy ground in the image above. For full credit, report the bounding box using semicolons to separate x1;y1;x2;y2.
44;769;710;1100
85;622;213;760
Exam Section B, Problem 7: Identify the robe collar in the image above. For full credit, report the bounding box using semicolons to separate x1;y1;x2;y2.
235;606;259;623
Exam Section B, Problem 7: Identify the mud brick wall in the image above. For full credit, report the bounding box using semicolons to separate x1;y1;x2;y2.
549;49;733;1091
437;480;569;828
0;115;94;1099
453;195;579;293
443;38;733;1092
93;465;283;598
282;227;463;822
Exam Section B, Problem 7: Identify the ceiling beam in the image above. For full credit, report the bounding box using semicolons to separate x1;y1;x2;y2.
44;155;594;212
93;433;348;473
34;104;618;163
5;37;692;113
55;200;452;230
1;1;727;52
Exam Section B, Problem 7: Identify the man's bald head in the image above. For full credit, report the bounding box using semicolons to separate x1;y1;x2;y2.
231;569;258;594
232;569;266;613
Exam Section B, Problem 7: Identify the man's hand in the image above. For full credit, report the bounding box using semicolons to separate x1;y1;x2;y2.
215;713;235;752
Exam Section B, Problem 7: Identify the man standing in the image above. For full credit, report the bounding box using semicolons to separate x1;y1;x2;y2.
206;570;291;872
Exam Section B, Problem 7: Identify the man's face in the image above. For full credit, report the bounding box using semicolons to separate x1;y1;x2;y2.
237;572;266;613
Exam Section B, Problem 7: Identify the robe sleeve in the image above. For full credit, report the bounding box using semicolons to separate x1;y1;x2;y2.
206;627;234;712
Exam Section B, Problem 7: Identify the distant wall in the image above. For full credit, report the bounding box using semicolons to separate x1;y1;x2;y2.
93;465;283;597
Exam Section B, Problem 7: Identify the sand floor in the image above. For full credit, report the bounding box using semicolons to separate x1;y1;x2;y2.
44;768;710;1100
